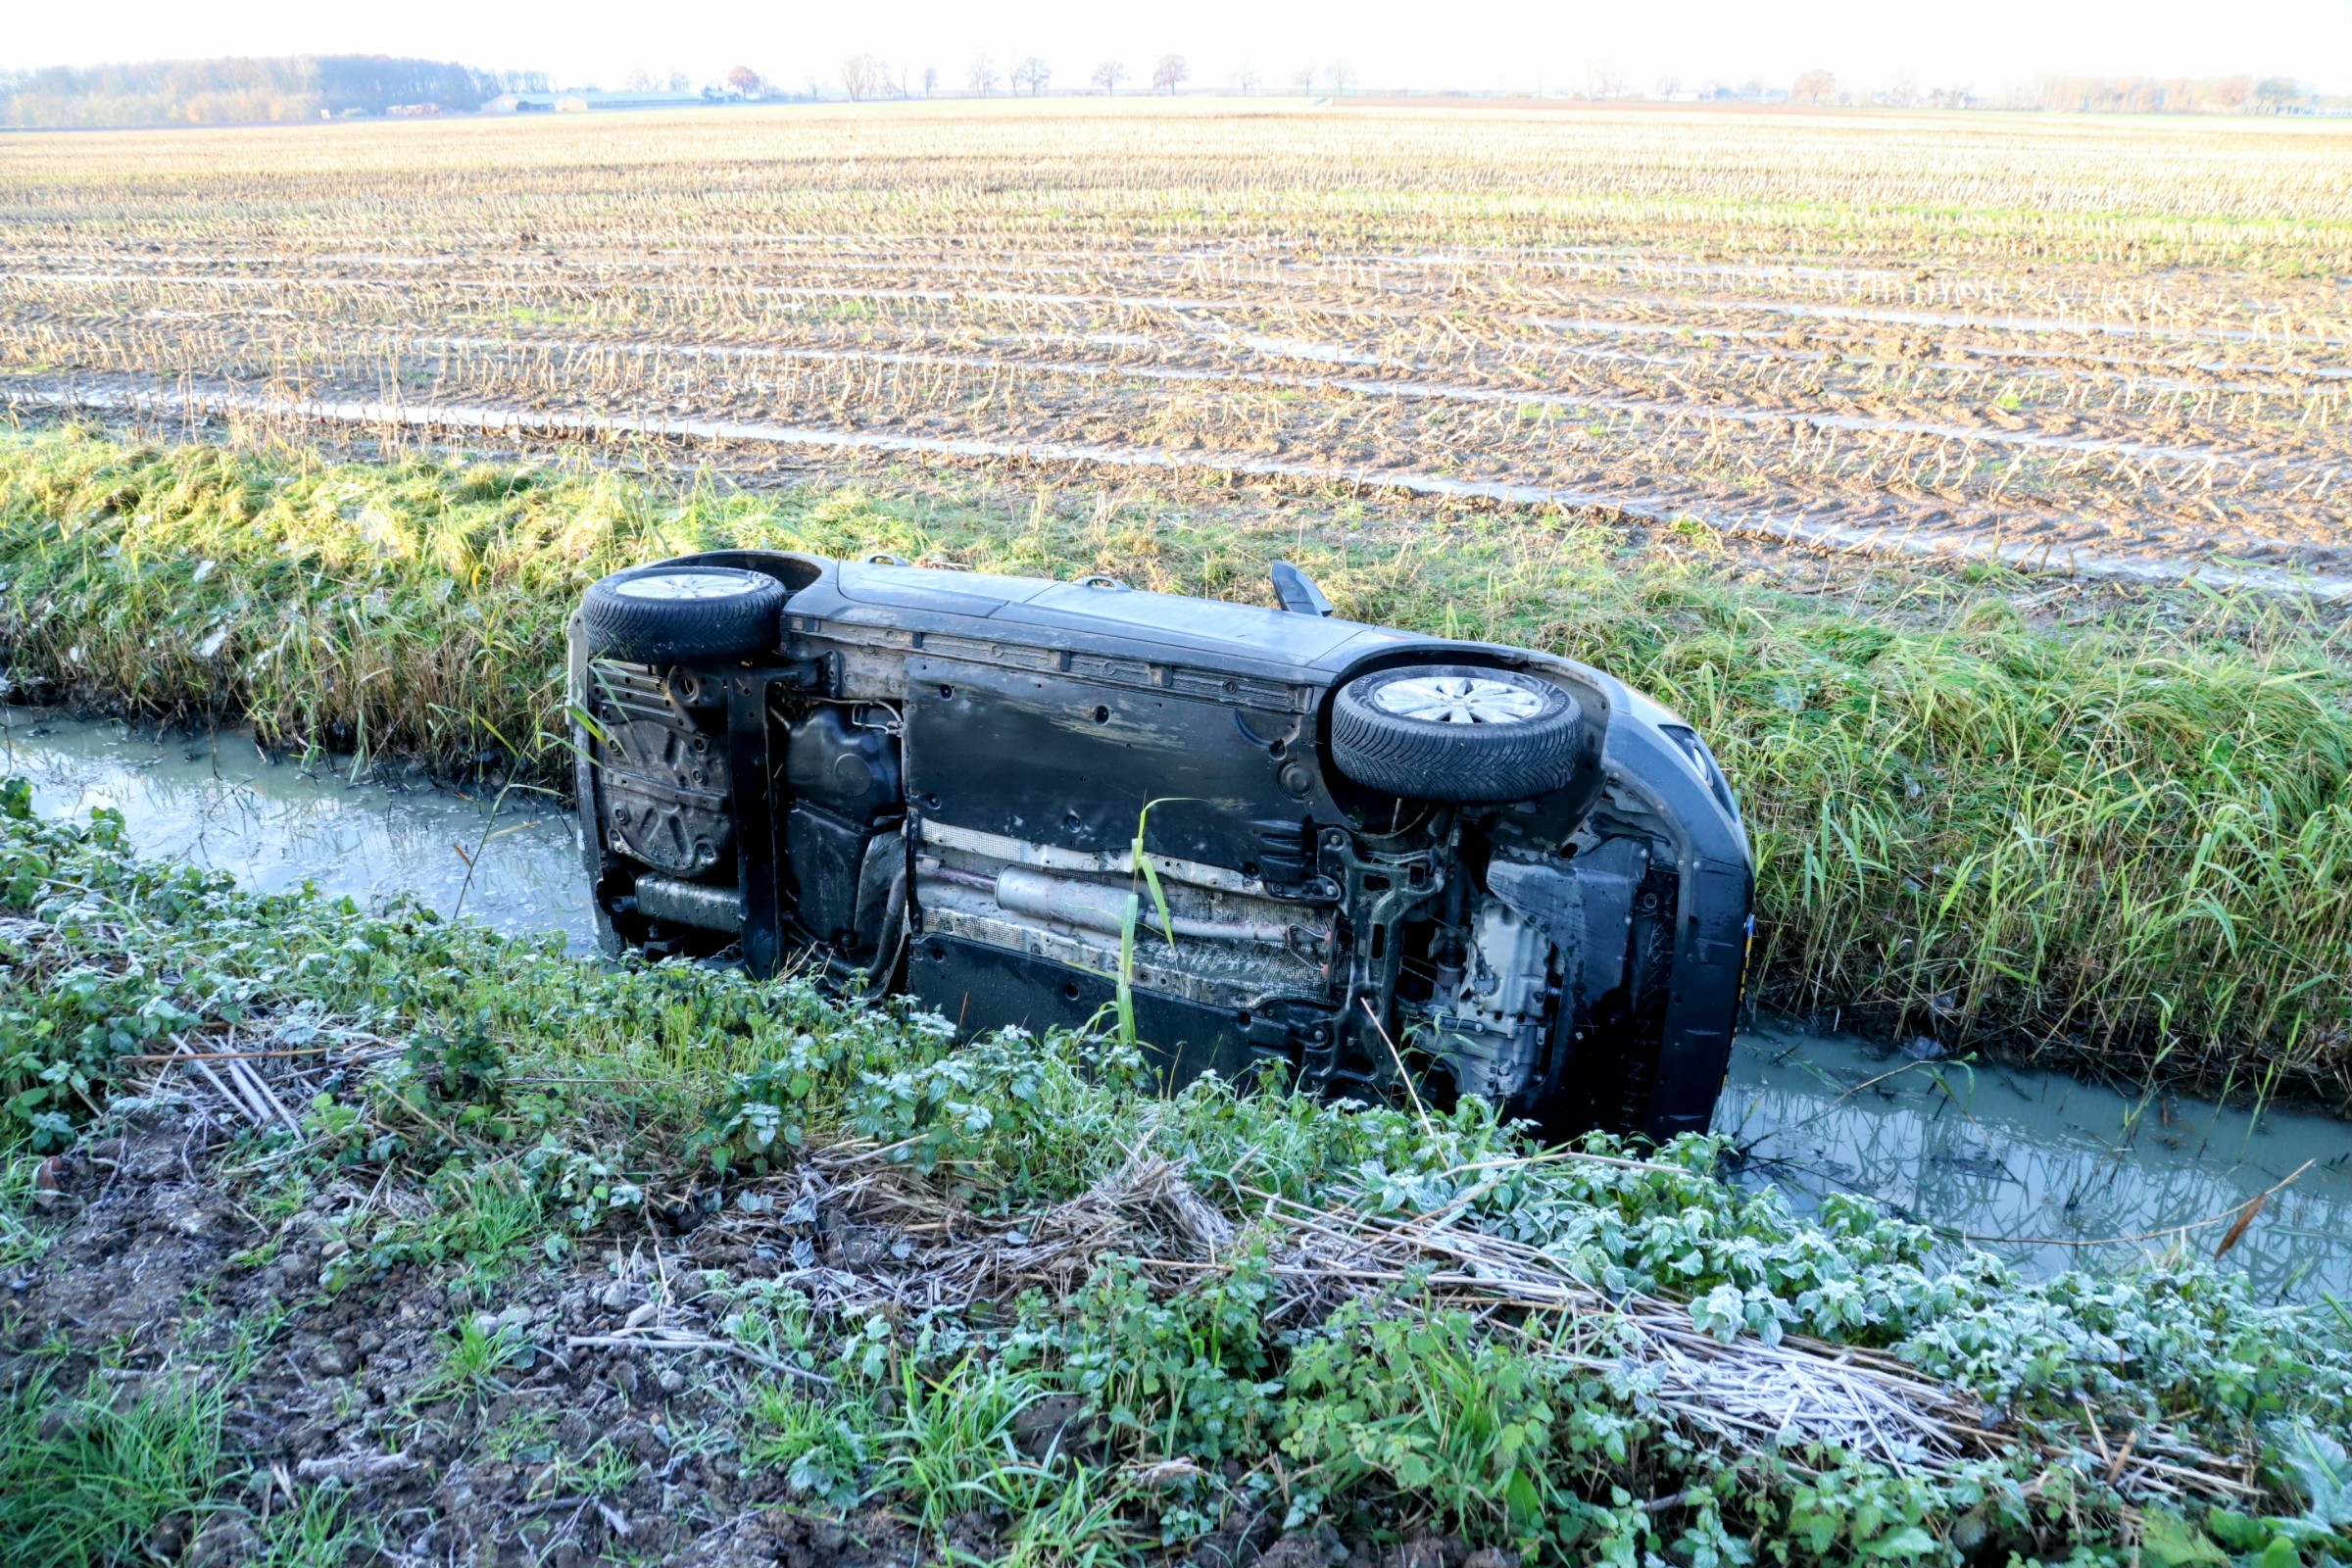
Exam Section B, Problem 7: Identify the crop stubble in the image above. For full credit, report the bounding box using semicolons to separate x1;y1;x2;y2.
2;102;2350;583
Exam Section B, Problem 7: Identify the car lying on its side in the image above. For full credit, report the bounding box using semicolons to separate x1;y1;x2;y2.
570;552;1751;1141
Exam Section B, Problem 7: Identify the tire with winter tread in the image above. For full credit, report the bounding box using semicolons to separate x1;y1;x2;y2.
1330;663;1580;804
582;564;786;664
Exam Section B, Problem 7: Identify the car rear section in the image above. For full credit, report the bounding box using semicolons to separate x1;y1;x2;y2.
571;551;1751;1142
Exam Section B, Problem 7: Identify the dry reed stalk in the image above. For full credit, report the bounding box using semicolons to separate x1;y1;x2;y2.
688;1143;2261;1506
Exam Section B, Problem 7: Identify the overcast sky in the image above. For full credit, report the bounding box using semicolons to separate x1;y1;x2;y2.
7;0;2351;97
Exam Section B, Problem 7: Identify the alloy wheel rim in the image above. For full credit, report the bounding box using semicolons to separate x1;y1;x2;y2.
1370;674;1546;725
613;571;758;602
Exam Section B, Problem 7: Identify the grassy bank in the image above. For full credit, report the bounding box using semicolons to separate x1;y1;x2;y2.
6;790;2352;1568
3;427;2351;1100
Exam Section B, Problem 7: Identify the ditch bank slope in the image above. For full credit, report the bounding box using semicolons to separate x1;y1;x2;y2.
4;791;2350;1568
3;429;2351;1102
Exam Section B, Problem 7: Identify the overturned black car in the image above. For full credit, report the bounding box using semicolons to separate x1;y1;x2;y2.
571;553;1752;1141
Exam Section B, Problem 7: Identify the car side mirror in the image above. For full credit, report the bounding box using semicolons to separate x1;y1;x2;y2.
1270;562;1334;617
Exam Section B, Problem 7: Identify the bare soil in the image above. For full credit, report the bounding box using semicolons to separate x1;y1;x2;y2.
6;1098;1489;1568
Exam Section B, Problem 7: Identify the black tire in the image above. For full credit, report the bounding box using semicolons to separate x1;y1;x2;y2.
582;564;786;664
1329;664;1581;804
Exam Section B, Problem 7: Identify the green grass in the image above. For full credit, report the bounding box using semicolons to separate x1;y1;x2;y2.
881;1360;1056;1542
2;425;2350;1098
415;1318;534;1407
0;1370;230;1568
0;1360;360;1568
0;1151;51;1268
5;775;2352;1566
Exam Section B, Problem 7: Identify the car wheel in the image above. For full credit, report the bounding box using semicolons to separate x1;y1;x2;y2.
1329;664;1581;804
582;564;787;664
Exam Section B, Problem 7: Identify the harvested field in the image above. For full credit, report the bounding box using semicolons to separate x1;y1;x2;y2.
11;102;2352;1568
4;102;2351;587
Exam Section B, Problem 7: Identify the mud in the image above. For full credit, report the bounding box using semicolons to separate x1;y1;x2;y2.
7;1096;1486;1568
368;330;2276;466
8;1106;829;1567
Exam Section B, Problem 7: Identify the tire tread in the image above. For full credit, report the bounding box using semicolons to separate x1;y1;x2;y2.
1329;665;1580;804
582;566;785;664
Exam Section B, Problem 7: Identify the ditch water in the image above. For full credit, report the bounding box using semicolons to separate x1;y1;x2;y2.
1719;1024;2352;1304
0;709;594;947
6;710;2348;1303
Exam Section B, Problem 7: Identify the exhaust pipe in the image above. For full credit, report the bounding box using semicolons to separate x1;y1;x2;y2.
634;872;744;932
990;866;1295;945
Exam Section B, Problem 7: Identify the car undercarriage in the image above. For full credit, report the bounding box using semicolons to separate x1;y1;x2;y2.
572;552;1752;1141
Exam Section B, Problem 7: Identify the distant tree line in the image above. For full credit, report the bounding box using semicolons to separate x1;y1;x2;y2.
2006;75;2311;114
4;53;2326;125
754;59;2327;113
0;55;501;126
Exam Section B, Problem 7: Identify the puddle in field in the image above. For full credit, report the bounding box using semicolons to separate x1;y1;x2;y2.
4;706;2347;1299
0;710;594;947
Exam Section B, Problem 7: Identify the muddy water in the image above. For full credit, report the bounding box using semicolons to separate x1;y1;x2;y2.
5;710;2347;1300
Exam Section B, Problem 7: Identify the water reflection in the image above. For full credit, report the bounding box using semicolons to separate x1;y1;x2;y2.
0;710;594;947
1717;1022;2352;1302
